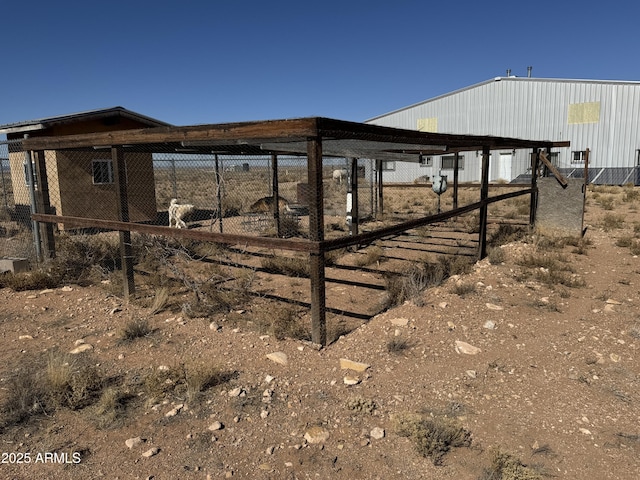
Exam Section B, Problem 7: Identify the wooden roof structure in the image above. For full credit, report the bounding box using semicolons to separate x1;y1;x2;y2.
22;116;569;158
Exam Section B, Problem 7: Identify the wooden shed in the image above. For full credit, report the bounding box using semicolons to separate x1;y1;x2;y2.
0;107;170;225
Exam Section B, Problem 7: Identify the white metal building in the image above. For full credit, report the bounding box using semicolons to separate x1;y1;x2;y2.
366;77;640;185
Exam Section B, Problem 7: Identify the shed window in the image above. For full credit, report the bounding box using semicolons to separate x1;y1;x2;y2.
636;149;640;166
441;155;464;170
571;151;587;165
92;159;114;184
381;161;396;171
419;156;433;167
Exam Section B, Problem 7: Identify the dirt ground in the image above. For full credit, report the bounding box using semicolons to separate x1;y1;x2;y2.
1;187;639;479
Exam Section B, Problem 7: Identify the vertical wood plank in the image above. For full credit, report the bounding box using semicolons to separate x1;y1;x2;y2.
307;137;326;346
34;150;56;259
453;152;459;210
478;145;490;259
348;157;359;236
529;148;539;226
376;159;384;220
112;146;135;300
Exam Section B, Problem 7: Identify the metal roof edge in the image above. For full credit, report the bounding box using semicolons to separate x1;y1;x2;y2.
365;76;640;123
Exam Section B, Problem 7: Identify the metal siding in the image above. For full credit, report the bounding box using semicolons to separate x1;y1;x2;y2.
368;78;640;181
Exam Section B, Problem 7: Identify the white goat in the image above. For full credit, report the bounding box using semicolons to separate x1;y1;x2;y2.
332;168;347;185
168;198;194;228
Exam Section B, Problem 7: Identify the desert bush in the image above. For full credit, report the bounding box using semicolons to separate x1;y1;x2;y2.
601;213;625;231
346;397;377;414
0;351;104;429
252;303;309;341
487;247;506;265
451;281;477;296
120;318;152;342
143;363;230;403
479;449;544;480
394;414;472;465
90;387;131;429
0;270;59;291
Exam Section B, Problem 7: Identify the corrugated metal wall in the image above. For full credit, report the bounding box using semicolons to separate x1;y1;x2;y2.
368;78;640;183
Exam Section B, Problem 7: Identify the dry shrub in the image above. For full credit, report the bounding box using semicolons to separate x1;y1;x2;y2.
479;449;544;480
386;337;412;354
451;281;477;297
143;363;231;403
261;255;309;278
0;351;104;429
120;318;152;342
354;246;384;267
346;397;377;414
0;270;59;291
601;213;625;231
393;413;472;465
252;303;309;341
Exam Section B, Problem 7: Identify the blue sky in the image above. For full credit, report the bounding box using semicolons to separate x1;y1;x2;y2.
2;0;639;129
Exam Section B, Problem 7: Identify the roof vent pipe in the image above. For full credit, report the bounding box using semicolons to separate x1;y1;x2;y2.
527;66;532;77
506;69;511;77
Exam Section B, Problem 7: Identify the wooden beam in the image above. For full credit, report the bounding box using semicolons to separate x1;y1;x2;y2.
307;137;327;346
538;151;568;187
478;146;490;259
34;150;56;259
529;149;539;226
112;146;135;299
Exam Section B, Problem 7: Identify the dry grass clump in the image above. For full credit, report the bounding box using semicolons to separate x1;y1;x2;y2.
353;246;385;266
386;337;412;354
516;251;586;288
393;413;472;465
251;302;309;341
120;318;152;342
0;270;59;291
383;255;474;308
0;351;104;430
143;363;231;404
346;397;377;414
601;213;625;231
451;281;477;297
479;449;544;480
261;254;309;278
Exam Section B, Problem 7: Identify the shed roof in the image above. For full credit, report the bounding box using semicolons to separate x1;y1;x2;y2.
0;106;171;135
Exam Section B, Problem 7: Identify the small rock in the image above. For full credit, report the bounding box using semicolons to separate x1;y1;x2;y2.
389;317;409;326
165;404;184;417
61;286;74;292
209;322;221;331
370;427;385;440
228;387;243;397
605;298;622;305
455;340;481;355
466;370;477;379
304;426;330;444
266;352;288;366
343;375;360;386
485;303;503;311
579;428;592;435
141;447;159;458
125;437;144;449
483;320;496;330
438;302;448;309
339;358;370;372
18;335;33;340
70;343;93;354
208;421;224;431
609;353;621;363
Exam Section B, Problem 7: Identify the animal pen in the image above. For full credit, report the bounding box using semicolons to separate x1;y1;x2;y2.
9;117;569;345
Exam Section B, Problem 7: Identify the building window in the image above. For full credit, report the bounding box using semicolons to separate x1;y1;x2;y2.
23;160;37;188
381;161;396;171
441;155;464;170
636;150;640;166
419;156;433;167
92;159;114;184
571;151;587;165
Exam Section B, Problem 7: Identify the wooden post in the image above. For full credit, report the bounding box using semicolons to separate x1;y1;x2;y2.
529;148;539;227
453;152;459;210
34;150;56;259
348;157;359;236
112;146;135;300
272;154;281;237
478;145;490;259
376;159;384;220
213;154;223;233
307;137;326;346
